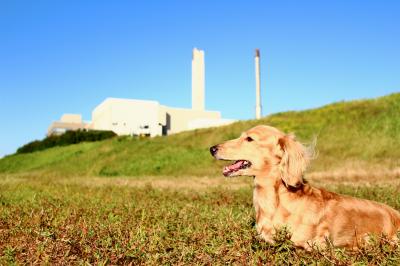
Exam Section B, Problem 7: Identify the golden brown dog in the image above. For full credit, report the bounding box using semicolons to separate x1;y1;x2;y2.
210;125;400;249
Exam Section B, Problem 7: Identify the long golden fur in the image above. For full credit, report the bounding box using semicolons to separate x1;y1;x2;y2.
210;125;400;249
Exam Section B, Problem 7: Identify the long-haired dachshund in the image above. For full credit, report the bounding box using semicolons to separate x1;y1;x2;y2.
210;125;400;249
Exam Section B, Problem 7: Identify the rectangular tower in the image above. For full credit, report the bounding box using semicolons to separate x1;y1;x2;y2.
192;48;205;111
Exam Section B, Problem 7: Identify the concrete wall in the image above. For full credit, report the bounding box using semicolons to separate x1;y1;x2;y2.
91;98;224;137
161;105;220;134
47;113;89;136
92;98;163;137
47;121;88;136
49;97;231;137
60;114;83;124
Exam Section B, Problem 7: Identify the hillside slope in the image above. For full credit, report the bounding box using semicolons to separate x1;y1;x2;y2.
1;93;399;177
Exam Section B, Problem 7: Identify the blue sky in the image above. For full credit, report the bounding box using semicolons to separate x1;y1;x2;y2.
0;0;399;157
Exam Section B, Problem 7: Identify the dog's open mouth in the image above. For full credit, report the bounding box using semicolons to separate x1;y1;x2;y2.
223;160;252;176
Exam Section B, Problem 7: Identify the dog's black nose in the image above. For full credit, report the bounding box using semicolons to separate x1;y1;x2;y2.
210;145;218;156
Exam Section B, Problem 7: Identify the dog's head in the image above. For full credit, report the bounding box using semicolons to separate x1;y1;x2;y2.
210;125;311;187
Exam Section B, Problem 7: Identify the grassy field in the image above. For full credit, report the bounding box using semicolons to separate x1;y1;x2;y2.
1;173;400;265
1;93;400;264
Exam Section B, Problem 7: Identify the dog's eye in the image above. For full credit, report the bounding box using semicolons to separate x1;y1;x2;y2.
245;136;254;142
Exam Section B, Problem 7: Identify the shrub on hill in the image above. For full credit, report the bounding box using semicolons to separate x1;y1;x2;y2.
16;130;117;154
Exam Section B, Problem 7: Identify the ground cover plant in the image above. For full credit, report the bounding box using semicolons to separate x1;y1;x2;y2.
16;130;116;154
1;174;400;265
1;93;400;264
0;93;399;177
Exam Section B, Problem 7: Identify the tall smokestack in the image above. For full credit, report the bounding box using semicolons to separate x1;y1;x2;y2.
255;49;262;119
192;48;205;111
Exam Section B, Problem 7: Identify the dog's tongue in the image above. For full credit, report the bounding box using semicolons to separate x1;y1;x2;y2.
223;160;244;175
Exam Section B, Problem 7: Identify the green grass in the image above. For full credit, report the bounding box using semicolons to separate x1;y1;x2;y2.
1;93;400;177
1;174;400;264
1;93;400;264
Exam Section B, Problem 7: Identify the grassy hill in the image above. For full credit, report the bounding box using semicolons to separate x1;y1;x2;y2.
1;93;399;178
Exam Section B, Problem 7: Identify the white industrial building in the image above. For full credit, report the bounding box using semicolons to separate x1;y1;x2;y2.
47;114;90;136
48;48;234;137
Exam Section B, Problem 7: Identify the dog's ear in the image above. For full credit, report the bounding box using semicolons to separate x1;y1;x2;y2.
278;134;309;188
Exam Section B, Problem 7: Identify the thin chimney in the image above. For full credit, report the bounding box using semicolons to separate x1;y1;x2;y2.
255;49;262;119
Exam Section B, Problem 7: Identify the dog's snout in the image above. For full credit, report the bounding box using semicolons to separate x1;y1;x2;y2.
210;145;219;156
